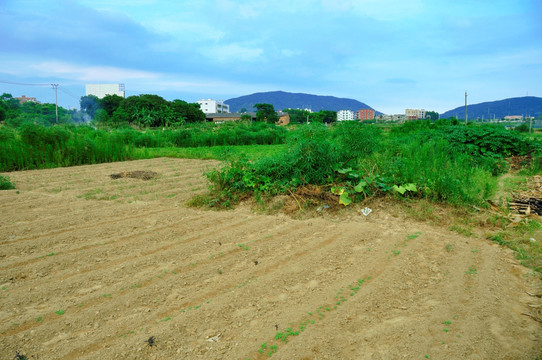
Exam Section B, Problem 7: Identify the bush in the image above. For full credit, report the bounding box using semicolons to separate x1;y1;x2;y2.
0;175;15;190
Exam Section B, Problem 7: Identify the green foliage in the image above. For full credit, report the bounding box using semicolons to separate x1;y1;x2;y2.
199;122;537;210
426;111;439;120
440;125;537;159
514;123;530;133
254;103;279;123
309;110;337;124
0;175;15;190
80;95;100;117
282;108;311;124
0;124;135;171
81;94;205;127
333;121;381;160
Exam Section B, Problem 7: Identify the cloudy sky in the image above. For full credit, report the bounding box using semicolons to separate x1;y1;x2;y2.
1;0;541;114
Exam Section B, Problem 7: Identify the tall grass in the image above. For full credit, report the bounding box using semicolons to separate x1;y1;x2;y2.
369;137;497;206
0;122;289;172
0;124;134;171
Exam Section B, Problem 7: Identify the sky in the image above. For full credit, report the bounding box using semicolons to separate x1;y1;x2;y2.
1;0;541;114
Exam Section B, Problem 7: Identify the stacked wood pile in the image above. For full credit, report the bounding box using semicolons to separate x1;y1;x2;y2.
510;175;542;215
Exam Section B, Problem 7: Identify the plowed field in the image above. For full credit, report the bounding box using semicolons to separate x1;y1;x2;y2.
1;158;540;359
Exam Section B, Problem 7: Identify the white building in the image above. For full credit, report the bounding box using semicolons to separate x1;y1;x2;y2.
85;84;125;99
405;108;426;120
197;99;230;114
337;110;355;121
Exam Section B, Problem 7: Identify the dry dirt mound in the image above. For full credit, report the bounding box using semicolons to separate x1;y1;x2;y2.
0;158;540;360
110;170;159;181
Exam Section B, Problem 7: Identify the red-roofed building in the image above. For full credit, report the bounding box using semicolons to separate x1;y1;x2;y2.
15;95;39;104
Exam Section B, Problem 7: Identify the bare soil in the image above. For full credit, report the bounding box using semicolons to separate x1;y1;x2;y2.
1;158;541;360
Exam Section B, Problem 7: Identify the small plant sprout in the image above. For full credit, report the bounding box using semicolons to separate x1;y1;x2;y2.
268;344;278;356
55;309;65;315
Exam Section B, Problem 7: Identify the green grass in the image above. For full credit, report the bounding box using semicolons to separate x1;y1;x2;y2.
135;144;286;161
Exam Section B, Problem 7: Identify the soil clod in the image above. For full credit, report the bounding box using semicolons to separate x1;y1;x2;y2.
110;170;158;180
145;336;155;347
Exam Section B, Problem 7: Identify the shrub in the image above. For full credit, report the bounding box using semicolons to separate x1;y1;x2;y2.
0;175;15;190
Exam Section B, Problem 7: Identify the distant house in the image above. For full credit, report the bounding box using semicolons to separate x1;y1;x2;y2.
15;95;39;104
337;110;355;121
356;109;375;120
504;115;523;120
197;99;230;114
205;112;290;126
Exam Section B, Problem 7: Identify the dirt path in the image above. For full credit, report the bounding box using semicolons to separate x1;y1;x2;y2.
1;158;540;359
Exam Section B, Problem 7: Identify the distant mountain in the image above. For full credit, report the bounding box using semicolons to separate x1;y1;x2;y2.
441;96;542;120
224;91;381;114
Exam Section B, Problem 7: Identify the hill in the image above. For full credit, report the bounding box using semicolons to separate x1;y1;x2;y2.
441;96;542;120
225;91;381;114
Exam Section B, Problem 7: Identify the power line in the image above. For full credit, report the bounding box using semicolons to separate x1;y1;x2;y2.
58;86;81;101
0;79;52;87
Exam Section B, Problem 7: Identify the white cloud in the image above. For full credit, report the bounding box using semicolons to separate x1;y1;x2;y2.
322;0;424;21
30;62;159;82
148;19;225;42
203;43;264;63
280;49;302;57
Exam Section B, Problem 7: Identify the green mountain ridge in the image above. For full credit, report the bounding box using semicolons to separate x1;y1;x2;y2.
225;91;381;114
441;96;542;120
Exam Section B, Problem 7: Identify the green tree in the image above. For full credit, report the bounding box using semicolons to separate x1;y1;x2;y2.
171;100;205;123
100;94;124;116
426;111;439;121
80;95;100;117
309;110;337;124
283;108;311;124
254;103;279;123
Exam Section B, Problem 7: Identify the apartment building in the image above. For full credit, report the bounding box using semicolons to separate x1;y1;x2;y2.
85;84;125;99
356;109;375;120
337;110;355;121
405;108;426;120
197;99;230;114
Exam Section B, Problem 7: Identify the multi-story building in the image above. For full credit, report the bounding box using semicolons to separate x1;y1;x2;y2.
405;109;426;120
197;99;230;114
15;95;39;104
356;109;375;120
337;110;355;121
85;84;125;99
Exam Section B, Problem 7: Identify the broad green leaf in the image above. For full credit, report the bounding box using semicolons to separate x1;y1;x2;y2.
354;180;367;193
337;167;352;174
339;192;352;206
404;183;417;192
393;185;406;195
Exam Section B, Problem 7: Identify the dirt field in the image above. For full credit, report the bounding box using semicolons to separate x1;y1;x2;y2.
1;157;541;360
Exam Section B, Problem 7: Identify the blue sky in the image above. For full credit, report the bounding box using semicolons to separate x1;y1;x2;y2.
1;0;541;114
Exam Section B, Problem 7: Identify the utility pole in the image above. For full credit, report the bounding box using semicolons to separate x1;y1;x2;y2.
51;84;59;124
464;91;468;125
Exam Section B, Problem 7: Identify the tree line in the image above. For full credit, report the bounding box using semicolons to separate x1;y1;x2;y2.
80;94;206;127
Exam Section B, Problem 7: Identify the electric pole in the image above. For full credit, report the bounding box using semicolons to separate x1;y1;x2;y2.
464;91;468;125
51;84;59;124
